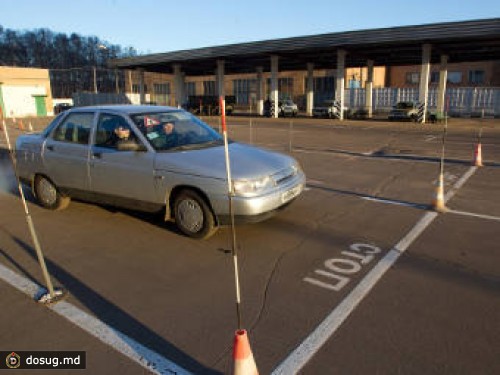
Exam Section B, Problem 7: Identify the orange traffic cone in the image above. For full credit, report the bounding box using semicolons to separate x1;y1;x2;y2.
28;121;34;132
473;142;483;167
18;119;24;131
233;330;259;375
432;173;448;213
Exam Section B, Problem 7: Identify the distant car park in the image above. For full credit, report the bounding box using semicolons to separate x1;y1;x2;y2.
53;103;73;114
388;101;419;121
313;100;351;119
279;100;298;117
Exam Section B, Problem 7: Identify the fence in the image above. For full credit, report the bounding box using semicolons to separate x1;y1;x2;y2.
345;87;500;117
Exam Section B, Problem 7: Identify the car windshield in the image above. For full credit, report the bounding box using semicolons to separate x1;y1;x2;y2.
130;111;223;151
284;100;294;105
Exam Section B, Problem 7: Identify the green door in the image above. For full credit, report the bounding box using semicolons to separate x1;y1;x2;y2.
34;96;47;116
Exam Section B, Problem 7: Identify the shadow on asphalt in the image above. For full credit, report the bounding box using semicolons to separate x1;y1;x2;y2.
307;182;431;211
5;234;222;375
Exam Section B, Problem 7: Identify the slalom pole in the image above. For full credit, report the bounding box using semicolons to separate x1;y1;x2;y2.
249;118;253;145
220;96;243;330
1;112;66;304
432;99;449;212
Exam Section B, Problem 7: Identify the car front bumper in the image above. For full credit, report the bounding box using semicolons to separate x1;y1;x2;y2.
210;171;306;223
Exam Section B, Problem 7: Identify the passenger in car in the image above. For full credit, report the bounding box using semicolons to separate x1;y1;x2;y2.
150;122;179;149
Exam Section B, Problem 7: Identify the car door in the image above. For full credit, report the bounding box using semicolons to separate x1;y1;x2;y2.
88;113;158;210
42;111;94;193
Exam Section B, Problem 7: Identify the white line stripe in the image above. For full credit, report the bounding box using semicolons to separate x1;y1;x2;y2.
0;262;192;375
449;209;500;222
272;166;477;375
361;196;423;209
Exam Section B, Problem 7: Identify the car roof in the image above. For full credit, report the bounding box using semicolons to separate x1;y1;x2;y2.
68;105;179;114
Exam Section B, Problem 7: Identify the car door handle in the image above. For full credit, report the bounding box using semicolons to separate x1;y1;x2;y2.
92;152;102;159
46;145;54;151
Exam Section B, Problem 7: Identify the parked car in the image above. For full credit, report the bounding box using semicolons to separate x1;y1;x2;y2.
278;100;298;117
312;100;350;118
388;102;419;121
53;103;72;114
15;105;305;239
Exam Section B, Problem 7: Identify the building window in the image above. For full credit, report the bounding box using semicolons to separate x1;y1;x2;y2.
266;77;294;100
153;83;170;105
132;84;148;93
186;82;196;96
304;76;335;104
406;72;419;84
203;81;215;95
468;70;485;84
430;72;440;84
448;72;462;84
153;83;170;95
233;79;256;104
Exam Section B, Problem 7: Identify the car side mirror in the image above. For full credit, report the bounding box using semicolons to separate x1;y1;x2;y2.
116;140;147;152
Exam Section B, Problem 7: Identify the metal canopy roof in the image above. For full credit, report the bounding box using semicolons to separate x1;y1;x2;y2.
110;18;500;76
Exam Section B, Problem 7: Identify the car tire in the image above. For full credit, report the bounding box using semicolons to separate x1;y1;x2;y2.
33;175;70;210
174;190;217;239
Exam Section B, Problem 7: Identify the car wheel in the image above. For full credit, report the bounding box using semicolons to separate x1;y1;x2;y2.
33;175;70;210
174;190;217;239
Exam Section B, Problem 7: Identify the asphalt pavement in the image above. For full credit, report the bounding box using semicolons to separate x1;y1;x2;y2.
1;115;499;374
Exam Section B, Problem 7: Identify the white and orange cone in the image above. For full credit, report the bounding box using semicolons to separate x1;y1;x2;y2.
18;119;24;132
432;173;448;213
28;121;34;133
473;142;483;167
233;330;259;375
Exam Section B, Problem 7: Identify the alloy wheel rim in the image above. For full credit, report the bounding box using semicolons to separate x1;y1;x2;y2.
38;178;57;205
178;199;204;233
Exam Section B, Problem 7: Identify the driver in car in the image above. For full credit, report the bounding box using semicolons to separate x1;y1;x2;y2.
107;124;134;148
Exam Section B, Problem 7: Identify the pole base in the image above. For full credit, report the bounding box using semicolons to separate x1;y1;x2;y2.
36;288;67;305
432;203;449;213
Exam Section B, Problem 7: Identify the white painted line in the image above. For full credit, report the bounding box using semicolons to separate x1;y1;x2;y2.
361;196;424;209
449;209;500;222
0;262;192;375
272;166;477;375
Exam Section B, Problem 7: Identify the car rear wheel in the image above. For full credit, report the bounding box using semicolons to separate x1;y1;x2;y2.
33;175;70;210
174;190;217;239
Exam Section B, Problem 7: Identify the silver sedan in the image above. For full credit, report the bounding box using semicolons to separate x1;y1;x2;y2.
15;105;305;239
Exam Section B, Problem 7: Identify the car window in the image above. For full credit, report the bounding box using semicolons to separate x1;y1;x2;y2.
95;114;140;150
52;112;94;145
131;110;223;151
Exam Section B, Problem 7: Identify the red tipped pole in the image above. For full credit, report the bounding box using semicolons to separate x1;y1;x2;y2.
220;96;243;330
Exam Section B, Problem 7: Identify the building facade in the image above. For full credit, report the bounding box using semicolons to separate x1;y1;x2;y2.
0;66;54;118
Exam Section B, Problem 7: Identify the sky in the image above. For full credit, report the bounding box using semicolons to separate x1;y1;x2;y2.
2;0;499;55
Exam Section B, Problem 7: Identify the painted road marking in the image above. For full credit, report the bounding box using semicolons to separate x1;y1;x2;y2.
449;209;500;222
361;196;425;209
304;243;382;291
271;166;478;375
0;262;192;375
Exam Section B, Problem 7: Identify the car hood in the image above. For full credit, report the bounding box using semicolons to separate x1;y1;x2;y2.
153;142;295;180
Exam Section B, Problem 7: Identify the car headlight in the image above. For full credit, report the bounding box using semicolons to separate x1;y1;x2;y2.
233;176;274;196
